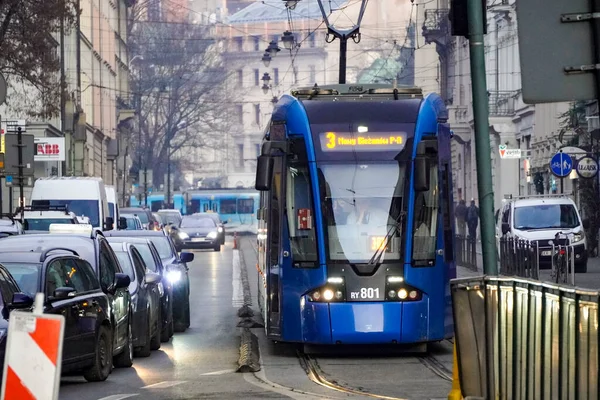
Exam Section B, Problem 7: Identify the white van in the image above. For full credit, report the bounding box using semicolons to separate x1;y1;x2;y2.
30;177;114;230
104;185;119;224
496;194;589;272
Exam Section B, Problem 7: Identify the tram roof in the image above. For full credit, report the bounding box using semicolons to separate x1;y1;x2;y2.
290;84;423;101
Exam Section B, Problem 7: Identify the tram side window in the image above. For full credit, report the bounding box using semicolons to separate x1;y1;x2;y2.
286;165;318;263
413;160;439;265
238;199;254;214
220;199;237;214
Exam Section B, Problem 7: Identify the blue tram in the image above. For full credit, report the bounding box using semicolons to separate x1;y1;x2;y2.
186;189;259;234
129;193;186;213
254;84;456;346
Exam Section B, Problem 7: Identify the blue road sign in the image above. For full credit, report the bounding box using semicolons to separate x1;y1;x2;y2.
5;176;12;185
550;152;573;177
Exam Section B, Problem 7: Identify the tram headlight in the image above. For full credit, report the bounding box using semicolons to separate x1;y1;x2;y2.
384;277;423;302
323;289;334;301
307;281;346;302
398;289;408;299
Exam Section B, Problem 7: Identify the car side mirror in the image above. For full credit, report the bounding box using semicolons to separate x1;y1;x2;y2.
180;252;194;263
583;218;590;229
9;292;34;309
118;217;128;230
145;272;162;285
52;287;77;300
502;222;510;235
255;155;274;191
104;216;115;231
114;273;131;290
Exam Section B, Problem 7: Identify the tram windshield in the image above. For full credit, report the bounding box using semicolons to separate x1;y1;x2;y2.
318;162;407;264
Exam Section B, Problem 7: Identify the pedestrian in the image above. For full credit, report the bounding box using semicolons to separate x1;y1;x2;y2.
467;199;479;242
455;199;467;237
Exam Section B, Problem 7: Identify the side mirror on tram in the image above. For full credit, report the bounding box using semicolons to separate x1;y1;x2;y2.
255;155;274;191
414;156;430;192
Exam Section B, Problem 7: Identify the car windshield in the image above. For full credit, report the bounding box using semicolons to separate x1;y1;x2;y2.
135;244;158;272
159;213;181;225
181;217;215;228
318;162;407;263
147;237;175;260
31;200;100;227
24;218;75;231
514;204;580;230
2;262;41;296
134;213;149;224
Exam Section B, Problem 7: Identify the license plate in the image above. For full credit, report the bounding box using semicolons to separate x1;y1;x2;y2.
191;238;205;242
541;250;552;256
348;287;383;300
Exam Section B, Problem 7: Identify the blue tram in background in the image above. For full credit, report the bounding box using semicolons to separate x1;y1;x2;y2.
130;189;259;234
254;84;456;347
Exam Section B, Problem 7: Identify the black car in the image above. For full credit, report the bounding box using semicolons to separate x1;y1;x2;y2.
175;216;221;251
106;237;173;342
0;230;134;369
109;242;162;356
192;212;226;245
104;230;193;332
0;249;114;381
121;207;160;231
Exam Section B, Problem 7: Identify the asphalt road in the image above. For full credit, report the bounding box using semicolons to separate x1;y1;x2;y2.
58;240;278;400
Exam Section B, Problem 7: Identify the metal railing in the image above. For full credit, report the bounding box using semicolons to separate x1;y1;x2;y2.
499;237;539;279
455;235;477;271
488;90;518;117
452;276;599;399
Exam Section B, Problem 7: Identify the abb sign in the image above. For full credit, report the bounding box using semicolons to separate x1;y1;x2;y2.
34;138;65;161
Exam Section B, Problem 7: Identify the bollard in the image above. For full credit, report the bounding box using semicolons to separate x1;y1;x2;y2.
448;342;462;400
233;232;238;249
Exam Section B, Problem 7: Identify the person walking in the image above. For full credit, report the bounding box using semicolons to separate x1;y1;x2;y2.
455;199;467;237
467;199;479;242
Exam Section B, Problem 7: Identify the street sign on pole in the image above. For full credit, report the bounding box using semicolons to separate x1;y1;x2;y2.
576;156;599;179
516;0;598;103
550;151;574;177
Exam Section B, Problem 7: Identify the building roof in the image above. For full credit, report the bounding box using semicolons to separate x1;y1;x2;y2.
227;0;347;24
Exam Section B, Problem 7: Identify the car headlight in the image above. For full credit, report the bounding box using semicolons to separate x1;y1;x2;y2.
167;270;182;283
218;227;223;233
572;232;584;243
207;231;218;239
178;232;189;240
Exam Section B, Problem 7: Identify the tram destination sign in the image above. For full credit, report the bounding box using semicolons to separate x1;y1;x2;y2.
319;132;407;152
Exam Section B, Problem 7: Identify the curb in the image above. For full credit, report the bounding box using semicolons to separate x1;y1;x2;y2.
237;328;260;372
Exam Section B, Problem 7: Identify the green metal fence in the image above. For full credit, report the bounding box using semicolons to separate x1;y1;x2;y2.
452;276;599;399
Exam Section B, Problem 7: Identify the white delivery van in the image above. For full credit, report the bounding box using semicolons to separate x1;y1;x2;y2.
496;194;589;272
104;185;120;224
30;177;114;230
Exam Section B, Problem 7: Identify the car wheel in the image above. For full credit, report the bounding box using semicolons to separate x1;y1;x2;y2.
135;310;152;357
113;319;134;368
83;325;113;382
150;305;161;350
213;244;221;252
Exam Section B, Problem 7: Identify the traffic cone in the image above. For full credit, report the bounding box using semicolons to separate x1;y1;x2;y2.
448;342;463;400
233;232;238;249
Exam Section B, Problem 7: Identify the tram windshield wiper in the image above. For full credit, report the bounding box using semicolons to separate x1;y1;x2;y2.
367;212;406;266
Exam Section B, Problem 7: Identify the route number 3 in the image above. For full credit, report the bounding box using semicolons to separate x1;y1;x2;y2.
326;132;336;149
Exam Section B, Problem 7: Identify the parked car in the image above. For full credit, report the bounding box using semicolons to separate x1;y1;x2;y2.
0;216;24;238
157;209;182;228
175;215;221;252
121;207;160;231
192;212;226;245
109;241;162;356
0;249;114;381
104;230;193;332
0;225;134;369
106;237;173;341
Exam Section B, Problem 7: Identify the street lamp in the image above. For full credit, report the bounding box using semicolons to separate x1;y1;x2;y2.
262;73;271;94
284;0;299;9
281;31;295;50
266;40;281;57
261;52;272;68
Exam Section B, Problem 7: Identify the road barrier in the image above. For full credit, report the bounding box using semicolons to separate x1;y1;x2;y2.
456;235;478;271
499;237;539;279
1;293;65;400
451;276;599;399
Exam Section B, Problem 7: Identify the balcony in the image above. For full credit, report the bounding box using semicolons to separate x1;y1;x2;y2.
488;90;518;117
422;9;450;46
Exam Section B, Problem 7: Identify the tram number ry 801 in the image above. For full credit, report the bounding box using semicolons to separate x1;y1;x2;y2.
350;288;381;300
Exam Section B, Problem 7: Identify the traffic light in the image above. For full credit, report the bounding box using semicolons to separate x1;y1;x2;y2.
449;0;487;37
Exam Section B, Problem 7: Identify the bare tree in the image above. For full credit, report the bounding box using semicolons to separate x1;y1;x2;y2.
128;12;235;187
0;0;77;118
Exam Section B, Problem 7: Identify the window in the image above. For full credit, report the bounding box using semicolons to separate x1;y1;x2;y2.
273;68;279;85
130;249;146;284
236;105;243;124
0;269;16;304
309;65;316;84
309;32;315;47
45;258;97;296
412;161;440;265
237;143;244;167
181;217;216;228
220;199;237;214
253;36;260;51
147;237;174;261
256;143;261;157
234;36;243;52
114;252;135;283
254;69;259;86
254;104;260;125
286;165;318;263
136;244;158;272
99;242;117;290
238;198;254;214
237;69;243;86
75;260;100;289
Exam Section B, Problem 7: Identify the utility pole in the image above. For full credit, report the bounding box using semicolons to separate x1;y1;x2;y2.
466;0;497;274
16;127;24;221
316;0;369;84
166;90;172;209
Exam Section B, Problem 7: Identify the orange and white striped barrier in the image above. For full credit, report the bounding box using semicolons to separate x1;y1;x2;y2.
1;293;65;400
